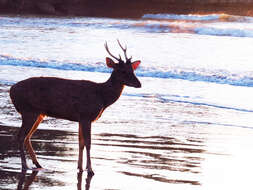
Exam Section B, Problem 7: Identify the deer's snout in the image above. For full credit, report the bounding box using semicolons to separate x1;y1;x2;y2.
129;77;141;88
134;80;141;88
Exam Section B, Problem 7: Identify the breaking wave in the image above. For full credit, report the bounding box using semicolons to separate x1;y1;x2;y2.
137;14;253;37
142;13;222;21
142;13;253;22
1;14;253;38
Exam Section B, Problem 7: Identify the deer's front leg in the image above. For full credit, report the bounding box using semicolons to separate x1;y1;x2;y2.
78;123;85;171
79;120;94;176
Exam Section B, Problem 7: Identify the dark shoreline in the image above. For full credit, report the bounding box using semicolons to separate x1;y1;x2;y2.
1;1;253;18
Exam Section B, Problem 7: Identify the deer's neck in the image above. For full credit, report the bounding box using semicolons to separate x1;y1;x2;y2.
101;71;125;108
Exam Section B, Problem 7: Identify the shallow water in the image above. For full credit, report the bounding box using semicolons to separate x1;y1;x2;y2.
1;81;253;189
1;13;253;189
1;113;253;190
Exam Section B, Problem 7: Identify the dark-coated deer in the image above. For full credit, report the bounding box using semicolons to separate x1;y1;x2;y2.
9;40;141;176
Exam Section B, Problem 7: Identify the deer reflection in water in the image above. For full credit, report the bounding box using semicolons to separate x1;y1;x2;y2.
17;170;38;190
0;125;93;189
77;171;93;190
17;170;93;190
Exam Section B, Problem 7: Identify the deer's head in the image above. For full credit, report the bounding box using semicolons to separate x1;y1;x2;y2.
105;40;141;88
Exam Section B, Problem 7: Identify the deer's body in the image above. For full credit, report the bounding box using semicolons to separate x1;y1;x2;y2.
10;41;141;176
10;76;124;122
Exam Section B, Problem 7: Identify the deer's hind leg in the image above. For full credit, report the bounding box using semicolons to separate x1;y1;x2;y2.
24;114;45;168
17;112;45;170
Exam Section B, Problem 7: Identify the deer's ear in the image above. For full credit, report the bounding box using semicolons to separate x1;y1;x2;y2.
131;60;141;70
106;57;116;68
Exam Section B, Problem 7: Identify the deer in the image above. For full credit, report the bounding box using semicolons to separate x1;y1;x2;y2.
9;40;141;176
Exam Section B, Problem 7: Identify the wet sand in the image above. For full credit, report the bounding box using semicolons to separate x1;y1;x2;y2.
1;120;253;190
1;80;253;189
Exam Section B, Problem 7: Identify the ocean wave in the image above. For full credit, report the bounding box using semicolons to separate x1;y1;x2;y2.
138;68;253;87
131;21;253;38
142;13;221;21
139;13;253;37
195;27;253;37
2;15;253;38
0;55;110;73
142;13;253;23
1;55;253;87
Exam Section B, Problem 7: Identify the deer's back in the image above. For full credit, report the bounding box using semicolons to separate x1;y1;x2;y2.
10;77;105;122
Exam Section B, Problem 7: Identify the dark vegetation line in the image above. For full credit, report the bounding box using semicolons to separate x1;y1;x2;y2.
1;0;253;18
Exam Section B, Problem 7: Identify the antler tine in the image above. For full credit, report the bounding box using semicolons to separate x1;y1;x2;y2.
105;41;120;61
117;39;128;61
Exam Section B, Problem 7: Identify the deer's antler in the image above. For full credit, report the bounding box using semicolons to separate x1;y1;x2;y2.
105;42;120;61
117;39;132;61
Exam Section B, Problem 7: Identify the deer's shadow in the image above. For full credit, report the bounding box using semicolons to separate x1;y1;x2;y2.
17;170;93;190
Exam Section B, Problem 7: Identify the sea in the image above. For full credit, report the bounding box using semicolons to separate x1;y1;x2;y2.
1;13;253;189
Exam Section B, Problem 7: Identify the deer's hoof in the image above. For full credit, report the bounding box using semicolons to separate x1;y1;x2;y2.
88;170;94;176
